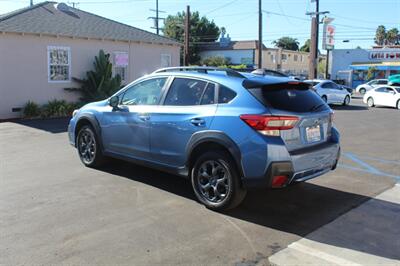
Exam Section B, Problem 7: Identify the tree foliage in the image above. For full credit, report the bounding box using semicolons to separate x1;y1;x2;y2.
163;11;220;64
366;67;377;81
66;50;121;102
300;39;310;52
272;37;299;51
375;25;399;45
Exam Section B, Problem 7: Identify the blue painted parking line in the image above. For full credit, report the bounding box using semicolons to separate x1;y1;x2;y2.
339;152;400;182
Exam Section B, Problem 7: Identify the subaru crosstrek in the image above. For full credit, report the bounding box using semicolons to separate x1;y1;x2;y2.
68;67;340;211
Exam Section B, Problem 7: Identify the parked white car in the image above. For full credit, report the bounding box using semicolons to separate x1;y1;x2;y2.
305;79;351;105
355;79;388;94
363;86;400;109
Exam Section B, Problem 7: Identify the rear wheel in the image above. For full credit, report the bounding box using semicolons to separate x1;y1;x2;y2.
367;97;374;107
397;100;400;110
77;125;105;167
343;95;350;106
359;88;366;94
191;151;246;211
322;95;327;103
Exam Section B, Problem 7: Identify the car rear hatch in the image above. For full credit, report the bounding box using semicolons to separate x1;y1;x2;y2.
242;79;337;173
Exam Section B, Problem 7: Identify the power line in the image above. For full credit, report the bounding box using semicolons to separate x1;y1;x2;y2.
204;0;240;15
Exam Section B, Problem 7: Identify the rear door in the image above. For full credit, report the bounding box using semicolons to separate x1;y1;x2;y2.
149;77;218;167
320;82;337;103
247;82;332;152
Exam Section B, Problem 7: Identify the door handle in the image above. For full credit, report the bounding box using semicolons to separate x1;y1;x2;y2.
138;114;150;121
190;118;205;127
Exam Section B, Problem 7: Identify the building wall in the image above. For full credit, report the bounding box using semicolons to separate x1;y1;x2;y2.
261;48;310;76
330;49;370;80
199;49;254;65
0;33;180;119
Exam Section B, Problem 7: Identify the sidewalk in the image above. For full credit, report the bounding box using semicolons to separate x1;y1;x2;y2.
269;184;400;266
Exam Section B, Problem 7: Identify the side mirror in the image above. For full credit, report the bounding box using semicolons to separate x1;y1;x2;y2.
109;95;119;108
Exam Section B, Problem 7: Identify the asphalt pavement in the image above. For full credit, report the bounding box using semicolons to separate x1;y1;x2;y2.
1;96;399;265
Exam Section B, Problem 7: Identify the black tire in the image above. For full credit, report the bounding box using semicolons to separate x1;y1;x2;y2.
322;95;327;103
343;95;350;106
397;100;400;110
367;97;374;107
359;88;366;94
191;151;247;211
76;125;105;167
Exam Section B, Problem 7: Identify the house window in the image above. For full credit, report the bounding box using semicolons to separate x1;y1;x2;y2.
294;54;298;62
270;54;275;63
113;52;128;82
161;54;172;68
281;54;287;61
48;46;70;82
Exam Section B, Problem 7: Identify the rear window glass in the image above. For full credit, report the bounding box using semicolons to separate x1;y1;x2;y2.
248;84;329;113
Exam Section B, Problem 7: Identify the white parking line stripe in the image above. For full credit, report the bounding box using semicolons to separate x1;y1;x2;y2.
289;242;363;266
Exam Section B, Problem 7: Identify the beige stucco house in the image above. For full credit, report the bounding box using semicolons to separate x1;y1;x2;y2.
0;1;180;119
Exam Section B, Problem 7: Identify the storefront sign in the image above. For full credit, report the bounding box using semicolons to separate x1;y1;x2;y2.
369;50;400;61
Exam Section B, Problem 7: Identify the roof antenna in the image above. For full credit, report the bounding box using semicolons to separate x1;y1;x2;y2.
30;0;33;6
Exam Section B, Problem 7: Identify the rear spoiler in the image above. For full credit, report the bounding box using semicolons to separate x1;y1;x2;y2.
242;79;311;90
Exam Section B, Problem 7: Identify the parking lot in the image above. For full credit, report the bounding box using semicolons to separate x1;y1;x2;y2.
1;96;399;265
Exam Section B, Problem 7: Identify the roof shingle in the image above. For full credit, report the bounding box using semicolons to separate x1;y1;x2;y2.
0;1;180;45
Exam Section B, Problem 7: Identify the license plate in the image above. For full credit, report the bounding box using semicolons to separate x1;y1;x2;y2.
306;125;321;143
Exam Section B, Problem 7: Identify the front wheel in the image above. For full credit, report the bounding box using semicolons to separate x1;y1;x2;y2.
77;125;105;167
343;95;350;106
191;151;246;211
397;100;400;110
367;97;374;107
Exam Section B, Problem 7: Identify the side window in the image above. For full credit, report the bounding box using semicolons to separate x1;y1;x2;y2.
321;82;333;89
369;80;378;85
218;85;237;104
385;88;395;93
375;87;386;92
164;78;207;106
378;80;387;85
121;78;166;105
200;83;216;105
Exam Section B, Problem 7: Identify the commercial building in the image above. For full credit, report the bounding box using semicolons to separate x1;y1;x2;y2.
0;1;180;119
330;46;400;88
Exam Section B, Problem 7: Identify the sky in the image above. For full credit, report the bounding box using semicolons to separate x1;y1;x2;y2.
1;0;399;51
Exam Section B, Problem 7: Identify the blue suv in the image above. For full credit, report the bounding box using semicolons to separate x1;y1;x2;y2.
68;67;340;210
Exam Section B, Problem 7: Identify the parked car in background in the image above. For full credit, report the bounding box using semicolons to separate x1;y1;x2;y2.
363;86;400;109
355;79;388;94
388;74;400;86
68;67;341;211
341;85;354;96
305;79;352;106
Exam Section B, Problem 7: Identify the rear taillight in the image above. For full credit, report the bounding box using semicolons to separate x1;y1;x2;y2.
240;115;299;136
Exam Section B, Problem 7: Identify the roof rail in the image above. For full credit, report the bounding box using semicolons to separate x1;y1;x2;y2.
153;66;246;79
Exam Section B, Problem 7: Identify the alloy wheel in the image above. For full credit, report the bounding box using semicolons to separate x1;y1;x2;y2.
78;129;96;164
367;97;374;107
196;160;231;203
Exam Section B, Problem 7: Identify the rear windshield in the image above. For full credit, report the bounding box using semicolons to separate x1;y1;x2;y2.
248;84;329;113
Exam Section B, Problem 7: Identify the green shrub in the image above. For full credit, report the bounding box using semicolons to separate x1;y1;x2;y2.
41;99;69;118
65;50;122;103
200;56;230;67
23;101;41;118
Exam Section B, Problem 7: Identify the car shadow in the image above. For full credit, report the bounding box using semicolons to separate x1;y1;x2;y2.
330;105;369;111
10;118;69;134
97;159;399;260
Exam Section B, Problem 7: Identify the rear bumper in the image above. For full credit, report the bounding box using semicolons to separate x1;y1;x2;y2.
242;141;340;189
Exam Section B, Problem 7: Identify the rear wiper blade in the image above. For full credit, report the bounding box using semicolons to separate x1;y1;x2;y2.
310;103;326;112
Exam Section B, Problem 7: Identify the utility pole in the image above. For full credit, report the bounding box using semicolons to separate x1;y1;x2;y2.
258;0;262;68
308;17;317;79
184;5;190;66
148;0;165;35
325;49;330;79
315;0;319;79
